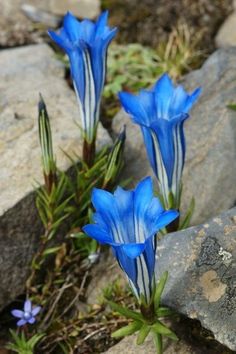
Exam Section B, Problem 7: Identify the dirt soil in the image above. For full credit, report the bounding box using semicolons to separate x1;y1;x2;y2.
101;0;233;53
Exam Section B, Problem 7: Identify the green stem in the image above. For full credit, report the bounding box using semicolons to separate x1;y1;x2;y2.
140;302;156;324
154;333;163;354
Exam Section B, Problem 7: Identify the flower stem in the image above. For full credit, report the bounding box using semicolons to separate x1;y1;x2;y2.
140;302;156;324
83;138;96;167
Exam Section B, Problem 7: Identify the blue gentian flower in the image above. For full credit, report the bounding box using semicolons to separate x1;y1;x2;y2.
119;74;201;209
48;11;117;143
83;177;178;303
11;300;41;327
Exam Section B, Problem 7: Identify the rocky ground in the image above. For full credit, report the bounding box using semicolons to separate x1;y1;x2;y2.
0;0;236;353
101;0;233;53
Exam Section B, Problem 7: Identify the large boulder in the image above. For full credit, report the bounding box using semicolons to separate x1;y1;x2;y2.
113;47;236;225
215;0;236;47
156;207;236;351
0;44;111;310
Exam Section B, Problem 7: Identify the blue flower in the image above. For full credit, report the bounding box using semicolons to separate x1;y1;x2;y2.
11;300;41;327
48;11;117;143
83;177;178;303
119;74;201;209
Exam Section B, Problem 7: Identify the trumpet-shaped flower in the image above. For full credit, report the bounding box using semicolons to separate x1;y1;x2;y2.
48;11;117;143
119;74;201;209
11;300;41;327
83;177;178;303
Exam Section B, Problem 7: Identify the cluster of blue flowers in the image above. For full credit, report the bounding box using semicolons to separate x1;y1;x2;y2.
48;10;201;308
12;10;201;330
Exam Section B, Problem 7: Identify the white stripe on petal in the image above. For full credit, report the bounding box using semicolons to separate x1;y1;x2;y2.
151;131;169;208
94;54;106;126
172;124;183;207
83;50;96;142
136;254;151;303
73;80;86;131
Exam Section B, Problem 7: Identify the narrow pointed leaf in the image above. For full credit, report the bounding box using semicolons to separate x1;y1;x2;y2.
111;321;142;338
136;324;151;345
152;321;178;340
156;306;175;318
108;301;143;321
179;197;195;230
154;271;168;310
153;332;163;354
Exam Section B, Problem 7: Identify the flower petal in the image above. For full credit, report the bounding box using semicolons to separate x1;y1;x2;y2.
119;243;146;259
80;19;95;43
11;310;24;318
154;73;174;119
24;300;32;313
17;319;27;327
95;11;108;36
134;177;153;242
48;29;71;53
83;224;112;244
119;92;148;124
63;12;81;42
185;87;202;112
31;306;41;316
155;210;179;230
28;317;36;324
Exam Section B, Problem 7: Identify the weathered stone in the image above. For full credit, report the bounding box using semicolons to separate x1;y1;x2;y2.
215;12;236;47
0;0;100;47
113;47;236;225
103;334;196;354
156;207;236;351
0;44;111;310
48;0;100;18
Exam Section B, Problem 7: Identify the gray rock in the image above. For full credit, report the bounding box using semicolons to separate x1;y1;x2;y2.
113;47;236;225
156;207;236;351
103;333;197;354
0;44;111;310
215;12;236;47
0;0;100;46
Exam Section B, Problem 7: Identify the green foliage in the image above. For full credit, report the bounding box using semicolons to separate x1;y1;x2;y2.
111;321;142;338
227;103;236;111
110;272;178;354
25;93;126;352
153;272;168;311
103;127;126;189
156;23;202;80
179;197;195;230
100;278;129;304
35;172;72;239
6;330;44;354
104;43;162;99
